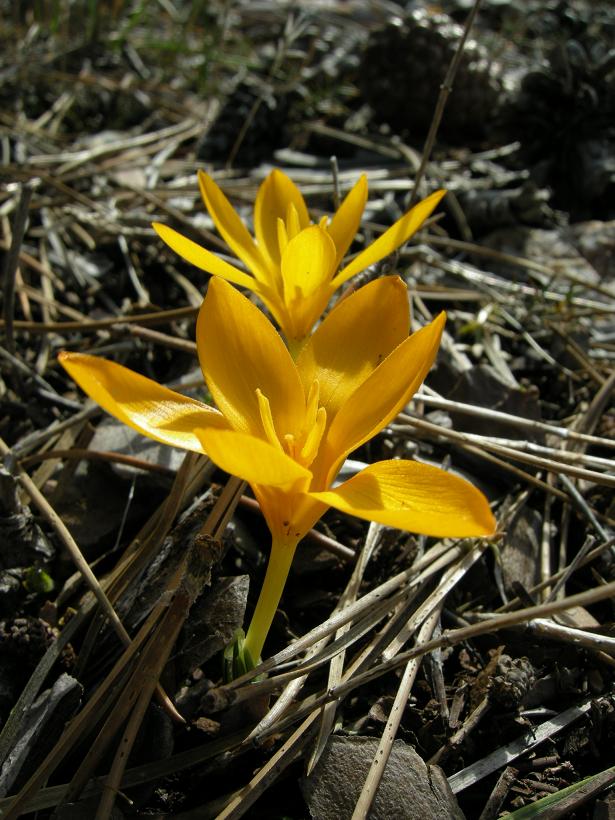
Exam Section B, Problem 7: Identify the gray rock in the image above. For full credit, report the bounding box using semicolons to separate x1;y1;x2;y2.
178;574;249;675
52;458;153;553
500;506;542;595
89;418;186;477
594;788;615;819
480;226;602;288
302;736;465;820
0;466;54;569
447;364;542;441
0;673;82;796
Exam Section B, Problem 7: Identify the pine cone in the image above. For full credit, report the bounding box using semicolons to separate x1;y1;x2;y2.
358;9;504;143
502;35;615;219
490;654;536;709
0;616;57;666
196;84;290;167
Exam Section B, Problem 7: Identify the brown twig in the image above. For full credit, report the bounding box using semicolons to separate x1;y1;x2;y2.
408;0;483;205
2;183;33;356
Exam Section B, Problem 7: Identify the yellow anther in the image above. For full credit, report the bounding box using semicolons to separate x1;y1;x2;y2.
305;380;321;425
300;406;327;465
256;388;283;450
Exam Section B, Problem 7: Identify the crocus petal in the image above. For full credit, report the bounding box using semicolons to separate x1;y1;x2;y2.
285;202;302;241
327;174;368;267
254;170;311;271
197;278;305;438
281;225;337;300
279;225;337;341
196;428;311;491
153;223;257;292
311;459;496;538
332;189;446;289
297;276;409;423
197;171;270;284
59;352;228;453
318;312;446;486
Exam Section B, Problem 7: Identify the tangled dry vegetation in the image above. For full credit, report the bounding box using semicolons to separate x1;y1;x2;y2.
0;1;614;817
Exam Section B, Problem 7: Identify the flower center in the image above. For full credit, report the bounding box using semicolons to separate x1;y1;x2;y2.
256;380;326;469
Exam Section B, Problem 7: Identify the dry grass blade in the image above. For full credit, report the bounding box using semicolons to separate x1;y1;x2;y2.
0;305;199;334
2;183;33;357
237;577;615;754
221;564;456;818
408;0;483;204
574;369;615;438
215;715;321;820
448;701;595;794
218;542;488;772
0;435;132;647
69;476;244;814
233;542;492;814
434;254;615;314
398;416;615;489
344;540;493;815
248;526;382;749
0;727;253;816
523;618;615;659
2;3;614;814
328;580;615;704
94;544;216;818
498;536;615;612
307;522;385;775
206;543;466;709
2;601;163;819
413;390;615;450
351;607;443;819
505;764;615;818
381;540;490;662
62;606;179;805
96;453;211;607
2;472;243;818
20;446;177;475
28;120;201;169
0;605;86;770
424;234;615;302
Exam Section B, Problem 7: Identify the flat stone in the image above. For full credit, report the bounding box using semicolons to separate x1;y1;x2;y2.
301;736;465;820
89;418;187;477
480;226;602;287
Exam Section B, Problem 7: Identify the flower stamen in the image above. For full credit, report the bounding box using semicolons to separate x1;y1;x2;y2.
300;406;326;465
283;432;297;459
256;388;283;451
305;379;321;425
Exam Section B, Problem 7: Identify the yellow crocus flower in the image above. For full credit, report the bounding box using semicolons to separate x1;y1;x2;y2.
153;169;445;347
59;276;495;666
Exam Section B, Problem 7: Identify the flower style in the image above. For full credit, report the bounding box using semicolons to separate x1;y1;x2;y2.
59;276;495;666
152;169;445;347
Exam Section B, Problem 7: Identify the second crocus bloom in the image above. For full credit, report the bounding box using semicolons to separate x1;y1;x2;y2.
153;169;445;347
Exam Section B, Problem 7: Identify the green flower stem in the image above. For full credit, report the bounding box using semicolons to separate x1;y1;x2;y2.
243;537;299;665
